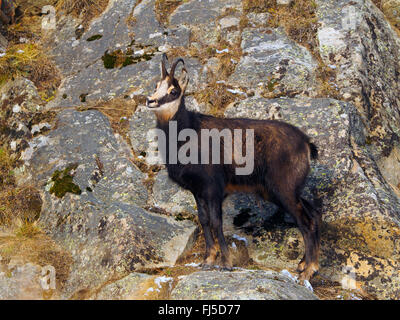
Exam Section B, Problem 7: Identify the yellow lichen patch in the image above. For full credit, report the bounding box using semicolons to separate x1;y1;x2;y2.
353;219;399;259
324;216;400;260
347;251;398;281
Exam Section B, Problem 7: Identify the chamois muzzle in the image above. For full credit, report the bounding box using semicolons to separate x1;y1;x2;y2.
146;98;159;108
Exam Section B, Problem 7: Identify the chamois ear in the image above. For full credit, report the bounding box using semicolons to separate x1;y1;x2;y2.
160;53;168;79
178;68;189;94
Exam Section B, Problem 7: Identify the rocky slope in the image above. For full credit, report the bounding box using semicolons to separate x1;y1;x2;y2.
1;0;400;299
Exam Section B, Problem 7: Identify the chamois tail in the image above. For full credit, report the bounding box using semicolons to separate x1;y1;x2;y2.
309;142;318;160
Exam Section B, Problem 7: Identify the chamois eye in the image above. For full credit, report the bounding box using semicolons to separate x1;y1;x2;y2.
170;88;178;96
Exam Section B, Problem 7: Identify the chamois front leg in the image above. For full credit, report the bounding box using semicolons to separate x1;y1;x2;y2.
195;196;218;269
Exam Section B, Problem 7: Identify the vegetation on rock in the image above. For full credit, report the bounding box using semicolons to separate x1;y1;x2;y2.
49;164;82;198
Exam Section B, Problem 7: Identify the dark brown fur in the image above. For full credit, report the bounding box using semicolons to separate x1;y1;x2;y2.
147;56;321;280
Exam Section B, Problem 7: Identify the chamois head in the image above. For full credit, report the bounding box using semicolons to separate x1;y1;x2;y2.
146;54;189;121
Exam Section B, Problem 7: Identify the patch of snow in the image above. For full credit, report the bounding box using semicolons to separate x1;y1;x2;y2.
12;104;21;113
216;48;229;54
227;89;247;96
184;262;201;267
134;49;145;56
10;141;17;151
154;276;173;289
232;234;248;246
303;280;313;292
280;269;299;283
144;287;154;296
149;32;162;39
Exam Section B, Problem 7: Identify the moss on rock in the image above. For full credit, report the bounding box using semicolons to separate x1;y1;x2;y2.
49;164;81;198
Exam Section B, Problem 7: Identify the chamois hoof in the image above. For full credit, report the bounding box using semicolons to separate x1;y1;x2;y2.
298;264;318;281
220;266;233;272
201;263;214;271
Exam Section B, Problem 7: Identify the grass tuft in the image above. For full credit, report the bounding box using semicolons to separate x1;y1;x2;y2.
0;43;60;94
155;0;183;25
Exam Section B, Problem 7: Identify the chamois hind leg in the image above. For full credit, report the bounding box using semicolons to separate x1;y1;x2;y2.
195;196;218;269
274;192;320;281
296;198;321;274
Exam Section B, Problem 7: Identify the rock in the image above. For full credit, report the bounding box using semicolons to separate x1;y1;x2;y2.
229;28;317;96
225;96;400;299
316;0;400;191
46;0;204;109
0;77;46;155
152;169;197;217
49;0;137;76
50;52;205;108
219;16;241;29
171;270;318;300
19;109;197;298
169;0;242;46
0;263;52;300
222;193;278;237
170;0;242;27
246;12;271;28
90;272;154;300
132;0;165;47
129;105;157;157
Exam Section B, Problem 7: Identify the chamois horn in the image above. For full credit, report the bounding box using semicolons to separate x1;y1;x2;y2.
161;53;168;79
169;58;185;79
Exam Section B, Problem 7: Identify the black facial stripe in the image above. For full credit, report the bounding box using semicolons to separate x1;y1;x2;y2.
157;94;178;105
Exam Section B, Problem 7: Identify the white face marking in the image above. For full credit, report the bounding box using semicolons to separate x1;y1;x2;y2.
149;79;169;102
153;98;181;118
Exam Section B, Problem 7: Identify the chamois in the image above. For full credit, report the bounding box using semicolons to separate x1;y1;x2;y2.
146;54;321;280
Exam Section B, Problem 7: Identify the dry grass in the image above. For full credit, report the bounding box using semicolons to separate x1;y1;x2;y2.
372;0;400;35
193;83;239;116
0;230;73;290
0;145;72;291
0;146;16;187
243;0;277;13
155;0;183;25
0;186;42;227
76;95;143;141
56;0;109;27
0;43;61;97
0;146;42;228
